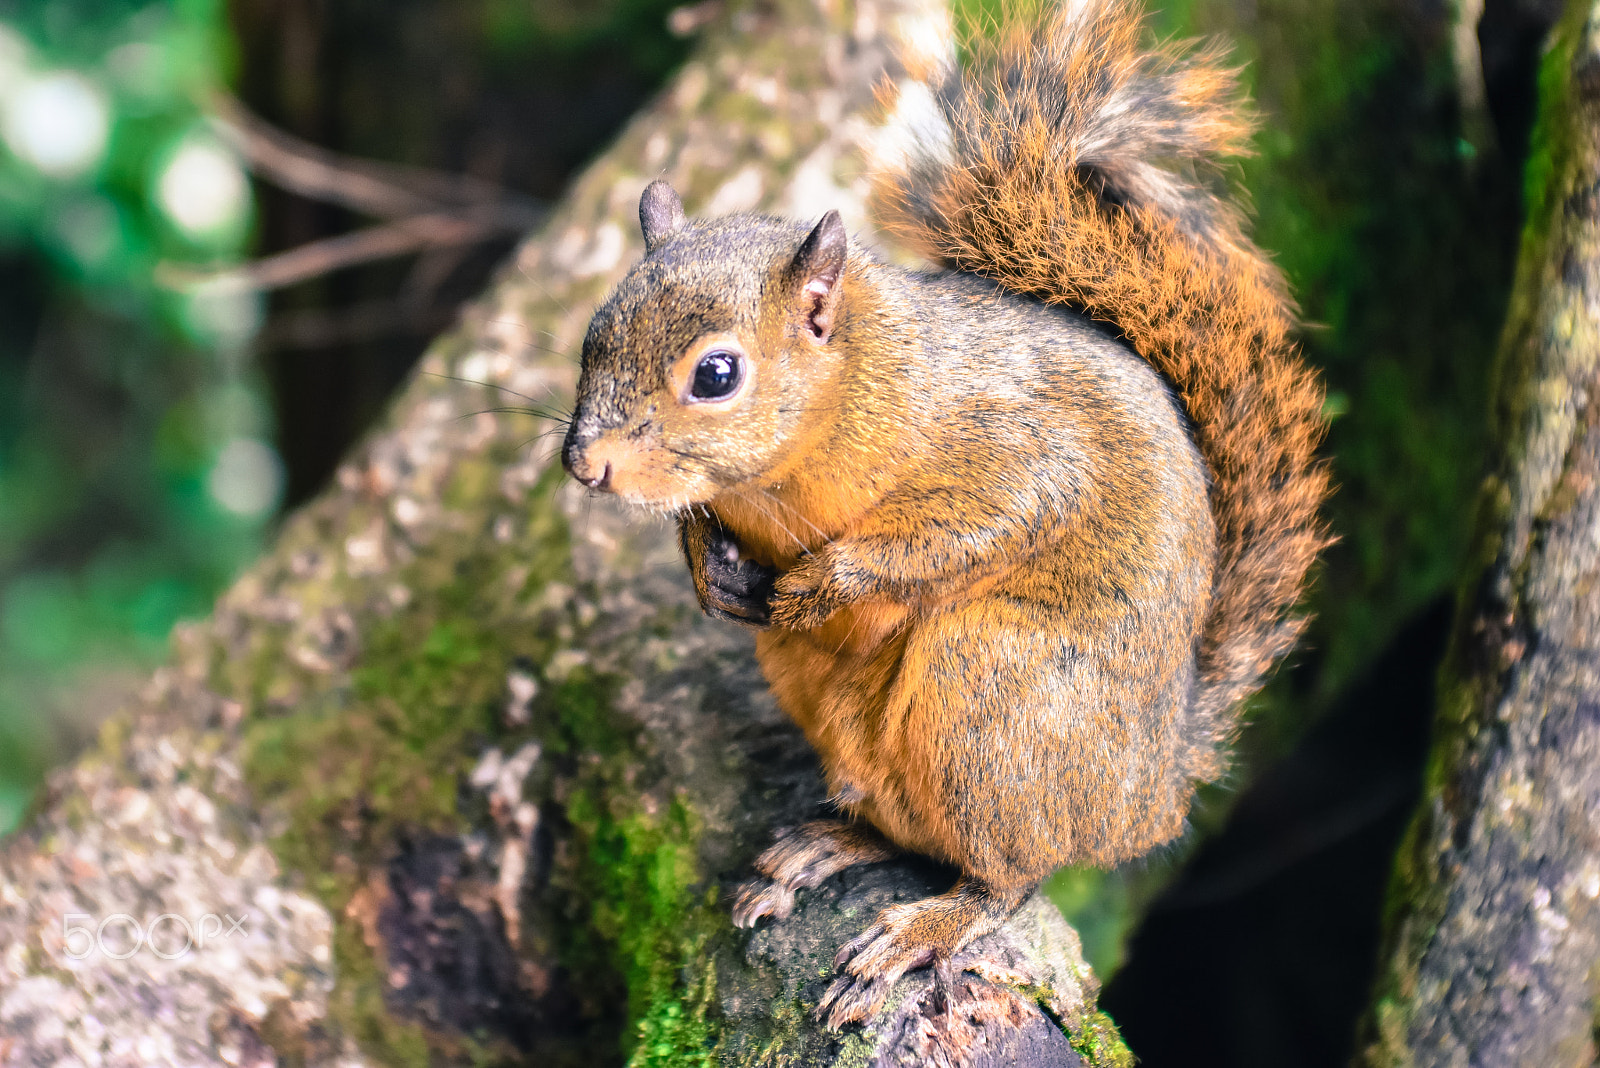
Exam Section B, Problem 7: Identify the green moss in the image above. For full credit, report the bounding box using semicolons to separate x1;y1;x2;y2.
629;935;720;1068
720;996;811;1068
224;419;737;1063
243;555;558;893
543;669;724;1066
1068;1009;1136;1068
1516;14;1575;252
544;671;628;758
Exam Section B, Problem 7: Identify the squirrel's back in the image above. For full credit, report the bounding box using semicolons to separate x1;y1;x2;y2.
874;0;1330;779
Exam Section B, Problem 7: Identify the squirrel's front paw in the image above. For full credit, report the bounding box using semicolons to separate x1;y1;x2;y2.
769;555;847;630
696;526;777;627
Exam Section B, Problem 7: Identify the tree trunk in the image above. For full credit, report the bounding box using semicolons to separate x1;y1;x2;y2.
1358;0;1600;1062
0;2;1128;1065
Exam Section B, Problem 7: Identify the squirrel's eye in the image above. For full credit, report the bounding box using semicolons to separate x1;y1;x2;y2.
689;350;743;401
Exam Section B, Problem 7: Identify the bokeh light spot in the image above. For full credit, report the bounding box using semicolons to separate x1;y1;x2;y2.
206;437;284;518
184;276;264;350
0;24;28;97
2;71;110;177
157;135;248;238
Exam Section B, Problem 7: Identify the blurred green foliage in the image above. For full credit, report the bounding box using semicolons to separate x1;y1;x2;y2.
0;0;273;831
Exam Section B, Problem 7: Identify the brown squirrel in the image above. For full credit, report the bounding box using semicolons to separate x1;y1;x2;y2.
561;0;1329;1029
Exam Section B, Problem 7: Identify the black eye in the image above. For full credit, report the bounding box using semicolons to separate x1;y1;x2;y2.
690;350;743;401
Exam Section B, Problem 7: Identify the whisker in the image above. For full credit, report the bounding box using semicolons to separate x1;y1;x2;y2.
754;485;830;543
485;317;566;346
515;269;575;316
423;370;570;410
834;611;863;656
731;487;807;552
510;425;575;454
460;406;572;422
475;334;570;358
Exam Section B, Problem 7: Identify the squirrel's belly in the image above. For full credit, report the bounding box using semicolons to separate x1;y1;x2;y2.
754;599;911;737
755;556;1204;875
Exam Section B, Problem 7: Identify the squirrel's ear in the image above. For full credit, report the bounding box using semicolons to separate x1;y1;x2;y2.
639;180;685;252
792;209;847;342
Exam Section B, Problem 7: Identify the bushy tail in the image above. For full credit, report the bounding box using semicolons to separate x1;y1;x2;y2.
874;0;1331;779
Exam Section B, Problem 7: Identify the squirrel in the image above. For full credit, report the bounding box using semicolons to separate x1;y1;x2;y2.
561;0;1329;1029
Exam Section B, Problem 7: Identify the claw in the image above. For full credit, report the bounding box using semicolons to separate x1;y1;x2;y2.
731;880;796;928
813;918;945;1029
841;925;935;984
818;973;896;1030
833;922;885;968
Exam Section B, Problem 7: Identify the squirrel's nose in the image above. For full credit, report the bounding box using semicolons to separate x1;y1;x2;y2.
563;449;613;491
562;415;626;494
562;427;615;491
561;418;601;485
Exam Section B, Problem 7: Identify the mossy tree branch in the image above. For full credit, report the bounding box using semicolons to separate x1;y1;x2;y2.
1358;0;1600;1062
0;1;1127;1065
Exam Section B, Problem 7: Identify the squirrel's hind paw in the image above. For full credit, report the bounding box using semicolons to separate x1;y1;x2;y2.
819;918;940;1028
816;875;1029;1030
819;970;901;1031
729;819;898;929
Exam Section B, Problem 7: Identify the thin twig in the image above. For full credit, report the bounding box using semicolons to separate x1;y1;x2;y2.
208;93;544;226
158;211;518;293
254;297;456;351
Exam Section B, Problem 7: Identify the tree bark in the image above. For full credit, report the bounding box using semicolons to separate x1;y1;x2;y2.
0;2;1128;1065
1358;0;1600;1063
